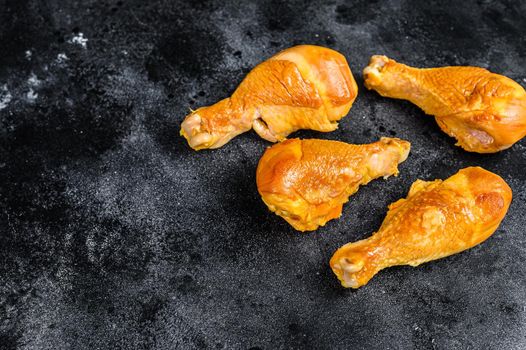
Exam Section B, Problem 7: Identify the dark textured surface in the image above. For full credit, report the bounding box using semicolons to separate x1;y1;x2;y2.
1;0;525;349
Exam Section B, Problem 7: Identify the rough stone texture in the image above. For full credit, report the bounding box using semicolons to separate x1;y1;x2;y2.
1;0;525;349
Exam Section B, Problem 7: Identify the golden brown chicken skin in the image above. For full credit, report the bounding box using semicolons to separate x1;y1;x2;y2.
364;55;526;153
256;137;410;231
181;45;358;150
331;167;512;289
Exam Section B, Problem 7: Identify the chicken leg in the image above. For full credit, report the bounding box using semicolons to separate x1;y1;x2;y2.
364;56;526;153
181;45;358;150
330;167;512;288
256;137;410;231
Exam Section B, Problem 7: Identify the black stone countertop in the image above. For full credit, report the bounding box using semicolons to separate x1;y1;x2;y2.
1;1;525;349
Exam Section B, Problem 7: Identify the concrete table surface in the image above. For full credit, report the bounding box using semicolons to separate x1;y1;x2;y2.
1;0;525;349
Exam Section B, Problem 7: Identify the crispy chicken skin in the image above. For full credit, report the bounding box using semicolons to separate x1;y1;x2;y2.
181;45;358;150
331;167;512;288
364;55;526;153
256;137;410;231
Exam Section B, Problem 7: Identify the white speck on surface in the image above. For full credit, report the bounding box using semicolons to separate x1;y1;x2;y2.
25;50;32;60
27;87;38;102
56;53;69;63
0;84;12;110
69;32;88;48
523;78;526;83
28;72;41;87
85;230;96;264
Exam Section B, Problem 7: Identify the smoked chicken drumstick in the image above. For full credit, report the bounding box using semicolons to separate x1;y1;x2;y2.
181;45;358;150
331;167;512;288
364;56;526;153
256;137;410;231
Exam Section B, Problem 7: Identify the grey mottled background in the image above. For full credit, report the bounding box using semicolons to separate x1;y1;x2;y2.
1;0;525;349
